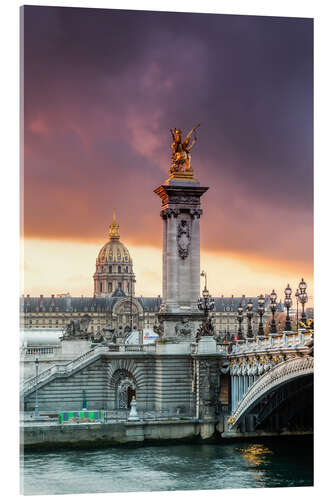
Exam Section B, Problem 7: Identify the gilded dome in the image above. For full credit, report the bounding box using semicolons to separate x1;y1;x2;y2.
97;240;131;263
97;211;132;263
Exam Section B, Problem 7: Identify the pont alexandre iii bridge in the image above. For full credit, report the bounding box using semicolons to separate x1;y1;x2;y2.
221;329;313;435
21;328;313;438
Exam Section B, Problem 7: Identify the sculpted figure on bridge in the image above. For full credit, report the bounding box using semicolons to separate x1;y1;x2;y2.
170;124;200;174
175;317;194;338
62;314;92;340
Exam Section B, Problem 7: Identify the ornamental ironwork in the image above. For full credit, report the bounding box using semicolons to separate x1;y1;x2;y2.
229;355;313;430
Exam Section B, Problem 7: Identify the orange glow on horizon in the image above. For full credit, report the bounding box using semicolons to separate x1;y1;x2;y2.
22;238;313;307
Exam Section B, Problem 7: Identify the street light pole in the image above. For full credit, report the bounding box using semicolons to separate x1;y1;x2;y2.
236;303;243;340
246;299;254;338
197;271;215;339
295;288;300;332
269;289;278;334
284;284;292;331
298;278;308;326
257;294;265;338
34;355;39;419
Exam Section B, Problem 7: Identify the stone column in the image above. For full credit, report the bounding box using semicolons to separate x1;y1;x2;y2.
166;210;179;309
162;214;167;301
190;213;201;308
231;376;236;412
154;179;208;344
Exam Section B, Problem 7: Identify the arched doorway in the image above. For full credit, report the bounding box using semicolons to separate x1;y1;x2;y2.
111;369;136;409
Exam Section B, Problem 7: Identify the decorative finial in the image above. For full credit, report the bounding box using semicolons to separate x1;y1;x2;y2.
169;124;200;180
109;210;120;240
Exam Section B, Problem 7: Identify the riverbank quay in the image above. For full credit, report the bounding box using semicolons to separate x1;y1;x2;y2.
22;416;313;450
22;417;219;450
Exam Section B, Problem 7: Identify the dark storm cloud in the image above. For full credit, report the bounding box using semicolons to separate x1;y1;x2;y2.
23;6;313;268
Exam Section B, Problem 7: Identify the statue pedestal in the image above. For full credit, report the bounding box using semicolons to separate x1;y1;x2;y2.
156;340;191;355
198;336;217;354
157;310;204;343
60;339;91;360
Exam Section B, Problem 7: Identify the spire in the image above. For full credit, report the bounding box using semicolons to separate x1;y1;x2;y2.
109;209;120;240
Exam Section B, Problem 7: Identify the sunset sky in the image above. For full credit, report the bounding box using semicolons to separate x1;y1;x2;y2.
22;6;313;302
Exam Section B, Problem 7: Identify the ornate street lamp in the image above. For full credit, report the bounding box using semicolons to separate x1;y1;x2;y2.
295;288;300;331
269;289;278;334
298;278;308;325
246;299;254;338
284;284;293;331
257;294;265;337
34;355;39;420
236;303;243;340
197;271;215;339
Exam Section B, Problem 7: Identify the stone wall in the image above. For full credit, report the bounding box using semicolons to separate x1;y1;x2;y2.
22;419;217;449
23;352;221;417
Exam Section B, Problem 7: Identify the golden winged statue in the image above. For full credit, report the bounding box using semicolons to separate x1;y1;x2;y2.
170;124;200;174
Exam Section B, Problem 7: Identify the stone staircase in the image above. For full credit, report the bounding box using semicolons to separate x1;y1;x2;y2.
21;345;109;398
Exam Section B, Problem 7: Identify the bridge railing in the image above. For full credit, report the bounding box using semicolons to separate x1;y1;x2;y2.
231;330;313;354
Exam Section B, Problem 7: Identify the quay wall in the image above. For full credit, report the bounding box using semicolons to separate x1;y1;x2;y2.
22;419;217;450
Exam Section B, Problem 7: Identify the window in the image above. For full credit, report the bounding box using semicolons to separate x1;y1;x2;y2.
109;265;112;273
100;282;103;293
108;282;112;293
125;266;128;273
118;266;121;274
118;282;122;290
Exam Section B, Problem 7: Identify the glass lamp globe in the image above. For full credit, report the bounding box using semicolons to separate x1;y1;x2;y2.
299;278;307;293
258;294;265;307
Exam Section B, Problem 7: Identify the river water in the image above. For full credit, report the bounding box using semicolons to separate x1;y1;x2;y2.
21;437;313;495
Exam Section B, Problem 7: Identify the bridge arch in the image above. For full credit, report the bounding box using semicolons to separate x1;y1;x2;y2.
229;356;313;431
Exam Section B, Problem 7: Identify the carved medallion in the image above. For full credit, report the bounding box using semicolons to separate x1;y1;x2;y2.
177;220;191;259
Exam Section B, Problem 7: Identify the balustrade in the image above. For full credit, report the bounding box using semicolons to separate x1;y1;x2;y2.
23;347;58;357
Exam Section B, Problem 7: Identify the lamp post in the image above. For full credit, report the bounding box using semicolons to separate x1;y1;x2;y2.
298;278;308;325
130;274;133;332
284;284;293;331
295;288;300;331
236;303;243;340
197;271;215;339
246;299;254;338
257;294;265;337
34;354;39;420
269;289;277;334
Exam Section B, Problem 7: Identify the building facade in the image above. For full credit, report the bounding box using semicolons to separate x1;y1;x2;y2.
21;215;283;337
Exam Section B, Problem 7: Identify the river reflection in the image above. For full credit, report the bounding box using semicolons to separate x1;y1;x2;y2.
21;437;313;495
239;444;273;466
